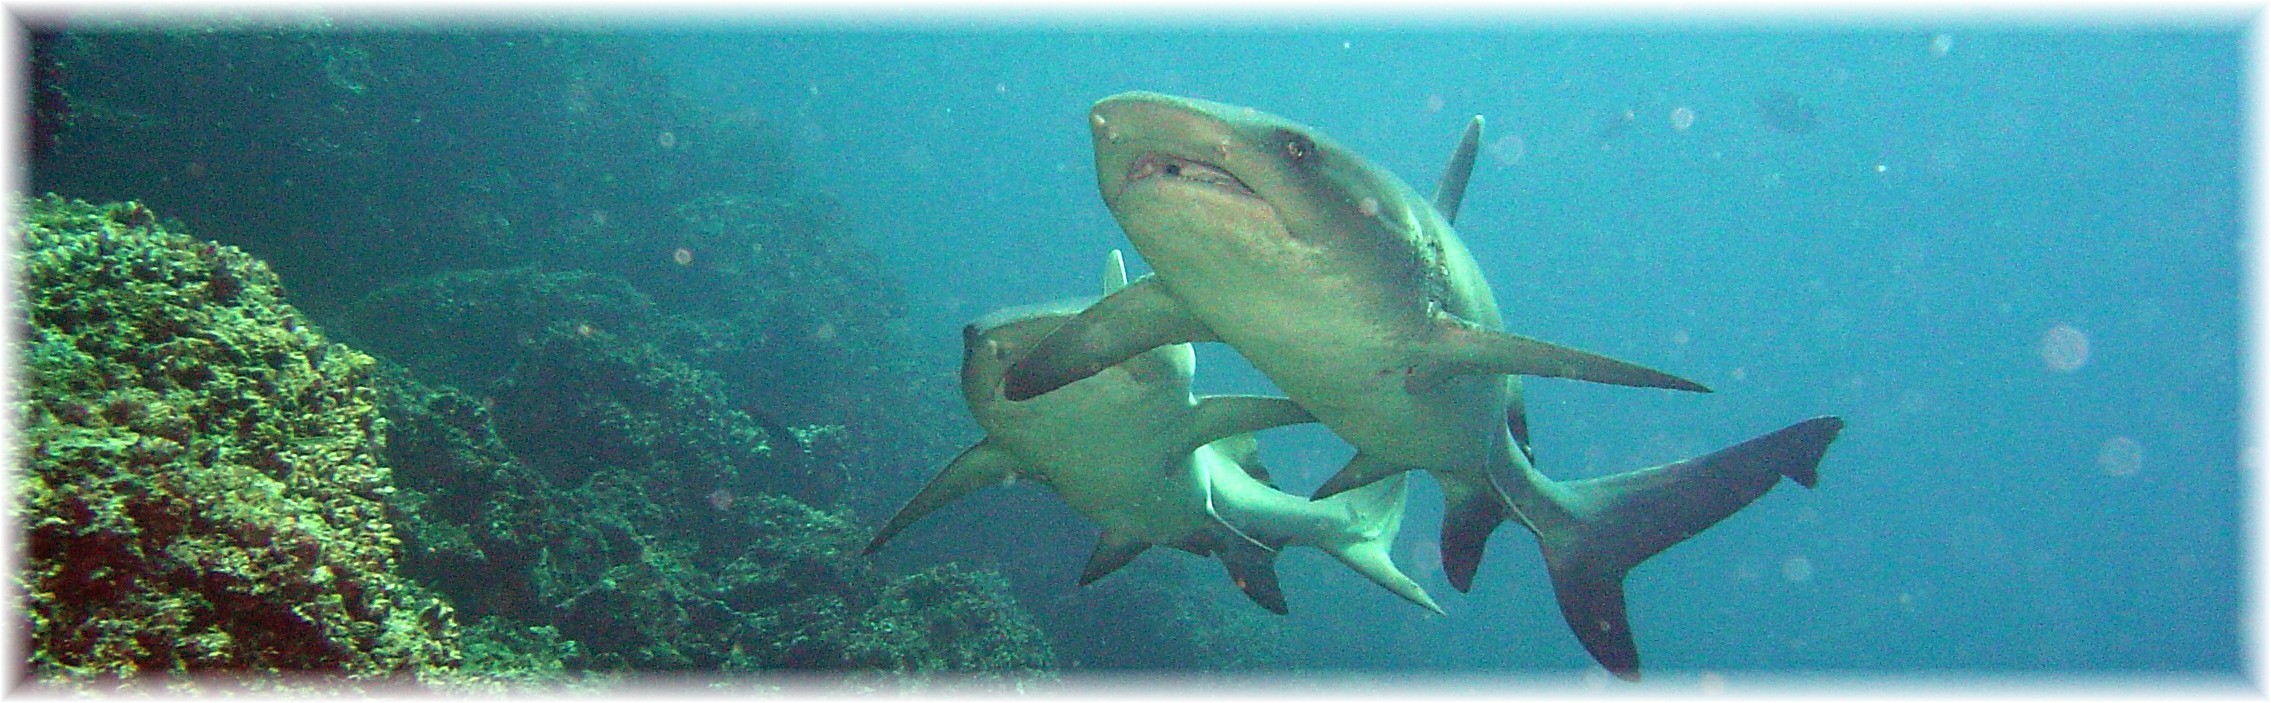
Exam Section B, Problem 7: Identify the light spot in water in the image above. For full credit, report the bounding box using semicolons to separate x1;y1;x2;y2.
707;488;734;511
2097;436;2143;477
1699;671;1727;695
2040;323;2090;372
1671;329;1690;346
657;130;677;149
994;82;1008;95
1670;106;1696;131
1728;367;1748;382
1582;669;1611;689
1929;33;1956;57
811;322;838;342
673;247;693;266
1781;555;1814;582
1487;134;1525;166
1357;197;1381;217
1425;94;1445;113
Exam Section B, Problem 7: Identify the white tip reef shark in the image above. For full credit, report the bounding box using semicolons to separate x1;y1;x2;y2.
865;250;1444;616
1000;91;1844;680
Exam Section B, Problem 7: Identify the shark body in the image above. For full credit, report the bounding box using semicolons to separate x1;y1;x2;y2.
1001;92;1843;679
866;251;1442;616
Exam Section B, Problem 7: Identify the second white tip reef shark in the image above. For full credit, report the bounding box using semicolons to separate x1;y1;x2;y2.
1001;91;1844;680
866;250;1444;617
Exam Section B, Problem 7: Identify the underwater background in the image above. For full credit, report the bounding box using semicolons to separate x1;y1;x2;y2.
14;12;2248;692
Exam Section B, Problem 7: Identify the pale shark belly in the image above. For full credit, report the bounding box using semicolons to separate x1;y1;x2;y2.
1170;278;1509;473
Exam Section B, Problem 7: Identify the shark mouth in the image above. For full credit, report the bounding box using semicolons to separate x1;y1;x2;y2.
1126;153;1256;198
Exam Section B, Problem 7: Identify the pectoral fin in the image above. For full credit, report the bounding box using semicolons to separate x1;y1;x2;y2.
1003;274;1219;401
1314;452;1426;500
864;440;1021;555
1410;318;1711;394
1178;395;1314;461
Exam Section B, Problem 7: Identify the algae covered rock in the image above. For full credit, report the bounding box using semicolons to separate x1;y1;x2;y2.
374;339;1055;686
15;196;458;687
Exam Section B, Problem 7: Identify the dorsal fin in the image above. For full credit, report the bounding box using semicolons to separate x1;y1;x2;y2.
1101;249;1129;294
1433;115;1483;225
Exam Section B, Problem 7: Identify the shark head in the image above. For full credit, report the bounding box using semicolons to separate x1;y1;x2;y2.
1088;91;1436;274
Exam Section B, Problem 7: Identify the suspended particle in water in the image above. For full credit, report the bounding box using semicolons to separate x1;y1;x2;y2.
2039;323;2090;372
1929;33;1956;58
1425;94;1446;113
1670;106;1697;131
673;247;694;266
1699;671;1728;695
1487;134;1526;166
657;129;678;149
1781;555;1814;582
2097;436;2144;477
1402;539;1443;580
1357;197;1381;217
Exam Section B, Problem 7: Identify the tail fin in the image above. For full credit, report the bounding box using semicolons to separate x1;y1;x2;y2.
1540;416;1844;681
1314;474;1446;615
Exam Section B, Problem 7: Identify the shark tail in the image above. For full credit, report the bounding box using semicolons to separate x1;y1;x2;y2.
1533;416;1843;681
1313;473;1446;615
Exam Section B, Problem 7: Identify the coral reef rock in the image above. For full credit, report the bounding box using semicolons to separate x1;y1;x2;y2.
16;195;459;690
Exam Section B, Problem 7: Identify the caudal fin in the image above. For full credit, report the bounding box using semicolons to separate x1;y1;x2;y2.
1540;416;1844;681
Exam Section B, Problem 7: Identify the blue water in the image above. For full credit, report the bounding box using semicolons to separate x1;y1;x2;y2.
652;25;2246;680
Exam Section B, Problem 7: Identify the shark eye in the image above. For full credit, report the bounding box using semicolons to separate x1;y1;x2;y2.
1283;134;1315;161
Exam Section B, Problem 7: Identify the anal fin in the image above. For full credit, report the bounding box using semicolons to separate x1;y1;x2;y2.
1219;540;1288;615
